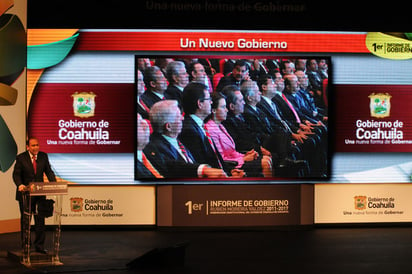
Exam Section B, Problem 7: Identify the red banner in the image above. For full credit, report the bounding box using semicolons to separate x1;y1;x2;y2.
28;83;135;153
75;31;369;53
335;84;412;152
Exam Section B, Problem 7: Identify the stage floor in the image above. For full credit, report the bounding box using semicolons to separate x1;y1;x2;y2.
1;226;412;273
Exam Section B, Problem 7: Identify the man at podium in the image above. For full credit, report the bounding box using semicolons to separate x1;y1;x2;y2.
12;137;56;254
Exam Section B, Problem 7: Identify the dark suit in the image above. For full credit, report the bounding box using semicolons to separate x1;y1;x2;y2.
276;93;326;139
223;59;236;75
291;90;323;122
272;93;324;141
216;74;244;93
284;93;319;124
307;70;325;109
265;59;280;77
143;133;201;178
257;98;306;161
243;104;272;136
271;94;327;177
222;112;261;153
179;115;227;173
307;70;323;93
257;97;296;134
249;63;269;82
297;88;327;118
13;151;56;250
136;160;156;179
272;94;302;131
164;85;183;106
141;90;164;109
243;104;291;160
283;92;328;159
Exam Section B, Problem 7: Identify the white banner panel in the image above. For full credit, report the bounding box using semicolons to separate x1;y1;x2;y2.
315;184;412;224
46;185;155;225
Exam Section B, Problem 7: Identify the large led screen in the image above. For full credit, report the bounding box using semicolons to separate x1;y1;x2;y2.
27;30;412;184
136;55;330;181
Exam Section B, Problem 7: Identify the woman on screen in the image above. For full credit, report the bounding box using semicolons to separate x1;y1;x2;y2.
204;92;272;177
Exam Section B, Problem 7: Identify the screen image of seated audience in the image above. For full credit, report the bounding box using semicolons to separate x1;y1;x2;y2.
136;57;329;180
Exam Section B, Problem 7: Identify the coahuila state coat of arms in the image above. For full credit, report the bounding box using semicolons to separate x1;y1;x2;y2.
72;92;96;118
368;93;391;118
70;197;83;212
354;196;367;210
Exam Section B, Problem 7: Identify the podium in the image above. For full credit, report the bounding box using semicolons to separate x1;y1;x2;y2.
20;182;68;267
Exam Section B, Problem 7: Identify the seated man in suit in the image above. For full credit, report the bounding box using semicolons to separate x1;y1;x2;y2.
164;61;189;107
256;75;317;176
220;84;267;153
179;82;244;178
280;74;326;137
188;61;213;93
282;73;328;177
223;83;307;177
240;80;294;164
141;66;168;109
248;59;269;82
143;100;226;179
270;73;326;177
216;59;250;93
283;74;327;134
269;73;319;141
306;59;325;110
295;70;328;122
257;74;308;144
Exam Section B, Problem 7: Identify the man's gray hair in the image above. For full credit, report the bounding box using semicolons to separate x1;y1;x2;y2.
240;80;258;104
166;61;186;83
149;100;179;134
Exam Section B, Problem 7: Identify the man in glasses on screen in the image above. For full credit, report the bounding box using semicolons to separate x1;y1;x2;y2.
179;82;244;178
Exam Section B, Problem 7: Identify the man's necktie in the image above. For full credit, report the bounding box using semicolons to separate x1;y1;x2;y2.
282;94;301;123
32;155;37;174
141;153;163;178
203;124;215;151
203;124;224;169
261;64;268;73
271;101;280;118
138;97;150;113
236;115;245;123
178;140;192;163
271;101;292;133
